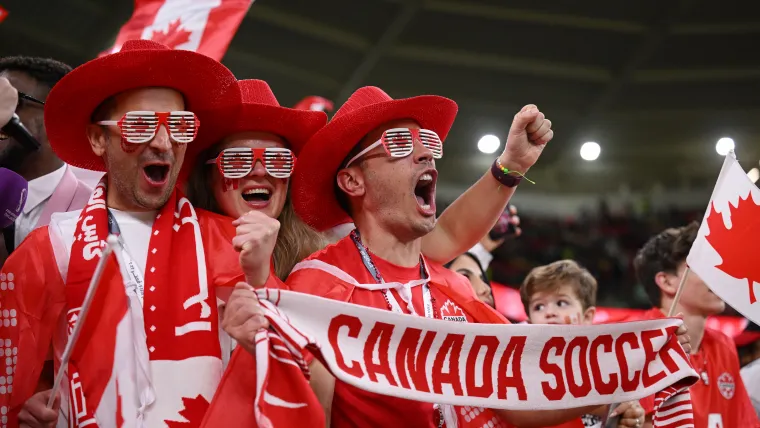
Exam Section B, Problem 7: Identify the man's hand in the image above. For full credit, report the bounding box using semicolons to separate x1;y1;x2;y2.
232;210;280;287
18;389;59;428
610;400;645;428
0;77;18;129
221;282;269;355
674;313;692;354
499;104;554;174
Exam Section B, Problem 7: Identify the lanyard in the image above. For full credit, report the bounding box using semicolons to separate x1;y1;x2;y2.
108;209;145;306
349;229;435;319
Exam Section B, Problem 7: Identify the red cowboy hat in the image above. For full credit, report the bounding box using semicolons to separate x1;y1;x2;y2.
290;86;458;232
193;79;328;158
44;39;241;172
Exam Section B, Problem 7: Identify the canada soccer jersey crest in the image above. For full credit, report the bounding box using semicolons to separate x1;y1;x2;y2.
717;372;735;400
440;300;466;322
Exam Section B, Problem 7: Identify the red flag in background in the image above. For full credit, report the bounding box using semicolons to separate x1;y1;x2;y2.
0;6;8;24
101;0;253;60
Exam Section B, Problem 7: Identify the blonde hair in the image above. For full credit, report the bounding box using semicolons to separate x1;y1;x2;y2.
272;197;327;280
186;144;327;281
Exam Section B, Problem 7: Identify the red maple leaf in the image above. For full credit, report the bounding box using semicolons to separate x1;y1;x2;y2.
149;19;192;49
164;395;211;428
704;195;760;304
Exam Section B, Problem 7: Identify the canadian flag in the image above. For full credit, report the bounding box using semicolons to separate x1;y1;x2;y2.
687;151;760;325
201;295;324;428
65;237;154;427
101;0;253;60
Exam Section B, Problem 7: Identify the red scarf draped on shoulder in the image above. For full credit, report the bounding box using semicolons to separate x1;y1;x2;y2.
65;178;225;427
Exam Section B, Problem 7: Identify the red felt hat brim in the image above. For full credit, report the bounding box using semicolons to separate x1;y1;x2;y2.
45;48;240;172
195;103;327;158
291;95;457;231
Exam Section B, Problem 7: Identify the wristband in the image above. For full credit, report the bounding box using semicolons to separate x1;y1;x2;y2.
490;158;534;187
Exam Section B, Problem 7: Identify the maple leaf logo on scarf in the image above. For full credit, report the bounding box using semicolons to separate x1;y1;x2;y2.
150;19;192;49
165;395;211;427
440;300;467;322
705;196;760;304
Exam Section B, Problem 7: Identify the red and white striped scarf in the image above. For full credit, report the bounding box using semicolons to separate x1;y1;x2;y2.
206;287;698;428
64;178;224;427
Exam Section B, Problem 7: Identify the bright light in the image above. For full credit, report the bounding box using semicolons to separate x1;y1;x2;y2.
580;142;601;161
749;168;760;184
477;135;500;154
715;137;735;156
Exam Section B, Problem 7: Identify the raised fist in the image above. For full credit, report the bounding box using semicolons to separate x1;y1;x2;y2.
499;104;554;174
232;210;280;287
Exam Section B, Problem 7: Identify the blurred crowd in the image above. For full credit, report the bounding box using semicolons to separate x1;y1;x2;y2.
491;203;704;308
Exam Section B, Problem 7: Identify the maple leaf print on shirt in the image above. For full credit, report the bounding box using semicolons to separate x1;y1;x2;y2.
150;19;192;49
705;195;760;303
165;395;211;428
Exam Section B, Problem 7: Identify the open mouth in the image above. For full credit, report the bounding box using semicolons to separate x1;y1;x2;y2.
241;187;272;205
0;131;9;141
143;163;170;185
413;170;436;213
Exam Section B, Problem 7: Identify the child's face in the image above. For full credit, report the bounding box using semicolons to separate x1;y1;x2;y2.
527;283;595;325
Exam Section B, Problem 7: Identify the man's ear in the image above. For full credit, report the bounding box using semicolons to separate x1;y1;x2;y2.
582;306;596;325
655;271;679;298
86;124;108;157
336;166;366;199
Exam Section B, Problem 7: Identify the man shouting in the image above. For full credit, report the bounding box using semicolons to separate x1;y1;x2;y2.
0;40;245;427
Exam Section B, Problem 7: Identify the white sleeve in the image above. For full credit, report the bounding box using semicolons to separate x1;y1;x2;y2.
467;243;493;271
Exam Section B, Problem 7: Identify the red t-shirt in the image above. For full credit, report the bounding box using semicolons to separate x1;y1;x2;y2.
286;236;509;428
630;308;760;427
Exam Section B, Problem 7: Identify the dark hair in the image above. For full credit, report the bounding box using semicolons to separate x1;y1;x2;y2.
0;56;71;91
445;252;489;285
633;222;699;307
521;260;598;314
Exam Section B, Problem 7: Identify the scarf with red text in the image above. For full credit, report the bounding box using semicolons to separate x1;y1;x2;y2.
65;177;223;427
205;287;698;428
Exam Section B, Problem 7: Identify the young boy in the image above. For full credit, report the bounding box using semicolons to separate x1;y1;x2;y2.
521;260;646;428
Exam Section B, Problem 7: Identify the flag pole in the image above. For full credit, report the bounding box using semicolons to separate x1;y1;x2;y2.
667;267;691;317
47;235;121;408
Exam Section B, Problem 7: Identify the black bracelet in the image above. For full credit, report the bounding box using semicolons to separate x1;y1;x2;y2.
490;159;523;188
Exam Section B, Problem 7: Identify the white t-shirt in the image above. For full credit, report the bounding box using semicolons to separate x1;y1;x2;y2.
53;208;156;275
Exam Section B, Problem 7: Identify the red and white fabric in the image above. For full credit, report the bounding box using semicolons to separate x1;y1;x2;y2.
687;150;760;326
0;179;245;427
102;0;254;60
629;308;760;427
64;239;150;427
208;287;699;428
